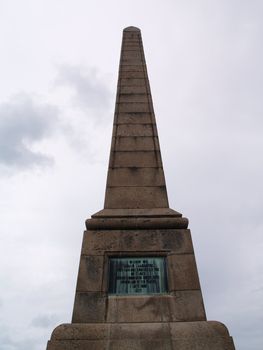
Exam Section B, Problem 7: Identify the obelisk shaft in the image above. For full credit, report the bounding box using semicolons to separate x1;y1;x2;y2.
104;27;169;209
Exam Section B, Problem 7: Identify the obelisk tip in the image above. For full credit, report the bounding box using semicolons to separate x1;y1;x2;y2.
123;26;141;32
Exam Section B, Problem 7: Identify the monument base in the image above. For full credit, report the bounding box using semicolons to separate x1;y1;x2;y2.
47;321;235;350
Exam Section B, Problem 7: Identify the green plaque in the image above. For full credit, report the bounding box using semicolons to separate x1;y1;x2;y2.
108;257;167;295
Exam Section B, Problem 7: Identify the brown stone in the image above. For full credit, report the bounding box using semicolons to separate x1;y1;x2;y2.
120;64;145;72
104;186;168;208
113;136;159;151
120;85;147;94
120;72;146;80
48;321;235;350
116;112;153;124
117;102;150;113
72;292;106;323
167;254;201;291
109;150;162;167
106;291;205;323
107;168;166;187
76;255;104;292
116;124;156;136
120;78;146;86
81;229;194;256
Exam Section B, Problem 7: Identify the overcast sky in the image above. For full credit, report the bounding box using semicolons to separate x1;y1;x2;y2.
0;1;262;349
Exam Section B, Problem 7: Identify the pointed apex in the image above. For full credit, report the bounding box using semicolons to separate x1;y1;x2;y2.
123;26;141;32
103;26;169;210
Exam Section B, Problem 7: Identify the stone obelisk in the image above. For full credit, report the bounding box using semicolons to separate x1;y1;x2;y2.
46;26;235;350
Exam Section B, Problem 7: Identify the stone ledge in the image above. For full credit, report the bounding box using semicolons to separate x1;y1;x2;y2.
50;321;231;340
92;208;182;218
47;321;235;349
85;217;188;230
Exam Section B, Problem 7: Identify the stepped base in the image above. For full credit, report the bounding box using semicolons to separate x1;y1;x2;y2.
47;321;235;350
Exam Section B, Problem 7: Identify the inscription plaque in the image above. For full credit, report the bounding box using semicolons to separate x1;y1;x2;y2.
108;257;167;295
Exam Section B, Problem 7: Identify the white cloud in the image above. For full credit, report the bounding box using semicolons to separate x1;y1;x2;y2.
55;63;113;122
0;94;58;171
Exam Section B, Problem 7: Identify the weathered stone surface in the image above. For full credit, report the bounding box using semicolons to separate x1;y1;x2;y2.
104;186;168;208
116;112;153;124
120;72;146;80
85;217;188;230
171;338;235;350
113;136;159;151
51;323;109;340
47;321;235;350
92;208;182;218
107;168;166;187
72;292;106;323
109;322;169;339
117;102;150;113
109;150;162;167
122;51;142;60
116;124;156;136
120;64;145;72
120;85;147;94
81;229;194;256
50;321;232;340
120;78;147;86
168;254;201;291
47;340;108;350
108;339;172;350
107;291;205;323
76;255;104;292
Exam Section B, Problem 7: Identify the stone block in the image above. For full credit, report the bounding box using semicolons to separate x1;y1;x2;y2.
119;93;148;102
72;292;106;323
171;338;235;350
109;322;169;339
113;136;159;151
116;124;156;136
92;208;182;218
122;44;141;50
108;339;172;350
117;102;150;113
107;291;205;323
122;50;142;57
110;151;162;167
120;85;147;94
120;78;146;86
107;168;166;187
169;321;231;338
123;34;140;40
47;340;108;350
47;321;235;350
116;112;153;124
51;323;109;340
104;186;168;208
160;230;194;253
120;64;145;72
85;217;188;230
168;291;206;321
81;229;194;256
122;59;144;64
167;254;200;291
76;255;104;292
120;72;146;79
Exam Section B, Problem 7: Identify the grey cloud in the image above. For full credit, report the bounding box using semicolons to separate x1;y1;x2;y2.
0;94;58;170
55;64;112;121
31;314;58;328
0;332;38;350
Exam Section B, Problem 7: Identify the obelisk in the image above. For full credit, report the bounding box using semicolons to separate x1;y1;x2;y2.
46;26;235;350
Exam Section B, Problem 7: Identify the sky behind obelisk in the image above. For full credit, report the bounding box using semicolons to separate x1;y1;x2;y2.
0;1;262;349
